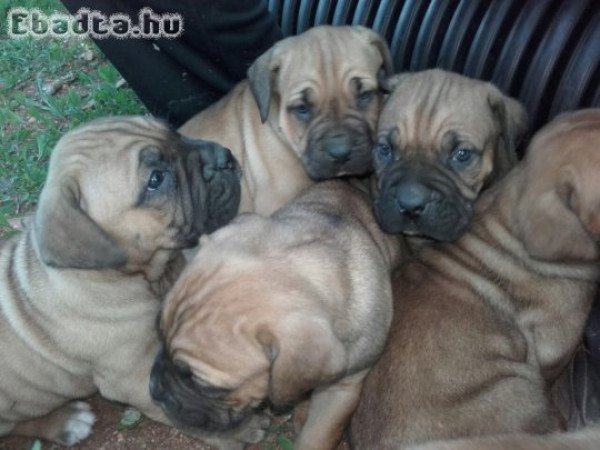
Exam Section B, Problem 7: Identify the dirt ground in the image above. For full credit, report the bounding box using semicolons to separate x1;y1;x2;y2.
0;395;305;450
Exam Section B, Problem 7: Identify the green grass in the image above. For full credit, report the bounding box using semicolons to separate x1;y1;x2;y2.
0;0;147;235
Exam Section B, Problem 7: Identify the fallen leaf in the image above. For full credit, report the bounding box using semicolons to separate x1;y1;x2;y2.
42;72;76;96
117;407;143;431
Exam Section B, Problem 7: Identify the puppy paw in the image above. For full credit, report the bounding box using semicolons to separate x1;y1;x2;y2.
56;401;96;446
235;413;271;444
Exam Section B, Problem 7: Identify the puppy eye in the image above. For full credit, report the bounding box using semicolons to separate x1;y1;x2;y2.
453;148;472;162
356;90;375;109
375;142;393;163
147;170;165;191
290;103;313;123
449;147;478;170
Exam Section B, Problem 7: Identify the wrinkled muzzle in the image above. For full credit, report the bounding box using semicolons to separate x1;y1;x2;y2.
303;122;374;181
374;161;473;241
182;138;241;237
149;348;251;433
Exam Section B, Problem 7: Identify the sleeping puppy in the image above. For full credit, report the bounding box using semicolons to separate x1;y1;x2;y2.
350;109;600;448
150;180;404;450
0;117;241;446
373;69;527;242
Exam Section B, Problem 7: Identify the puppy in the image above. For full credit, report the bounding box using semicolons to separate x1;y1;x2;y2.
350;109;600;448
180;25;393;215
373;69;527;242
0;117;240;445
150;180;404;450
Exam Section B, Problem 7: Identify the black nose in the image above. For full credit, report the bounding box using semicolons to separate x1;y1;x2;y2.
325;135;351;162
394;181;431;216
214;146;234;170
201;145;235;181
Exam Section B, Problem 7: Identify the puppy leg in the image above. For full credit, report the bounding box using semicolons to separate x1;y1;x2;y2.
94;344;172;424
295;369;368;450
293;397;311;433
97;375;169;425
12;401;95;446
231;412;270;444
201;414;271;450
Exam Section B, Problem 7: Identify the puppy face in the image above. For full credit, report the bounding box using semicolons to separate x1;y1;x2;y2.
373;69;527;241
515;109;600;262
34;116;241;271
248;25;393;180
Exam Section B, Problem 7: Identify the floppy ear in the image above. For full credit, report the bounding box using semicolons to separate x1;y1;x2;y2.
517;167;597;262
34;179;127;270
559;166;600;239
247;44;283;123
353;25;394;77
267;317;346;406
487;91;528;178
379;73;410;96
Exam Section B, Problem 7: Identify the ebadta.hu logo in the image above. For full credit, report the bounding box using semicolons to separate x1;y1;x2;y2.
7;7;184;39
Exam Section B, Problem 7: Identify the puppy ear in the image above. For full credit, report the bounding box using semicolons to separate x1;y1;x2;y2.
559;166;600;239
353;26;394;76
34;179;127;269
247;45;282;123
517;167;597;262
380;73;409;95
268;317;346;406
487;90;528;178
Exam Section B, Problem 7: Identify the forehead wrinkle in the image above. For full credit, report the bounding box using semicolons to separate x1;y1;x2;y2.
420;75;452;140
440;130;460;152
414;78;471;158
322;43;337;90
301;88;313;105
408;106;442;159
69;128;168;158
164;265;218;335
387;126;400;144
78;122;167;142
339;66;358;88
433;118;457;154
288;83;317;104
397;119;410;153
353;75;378;92
166;303;193;347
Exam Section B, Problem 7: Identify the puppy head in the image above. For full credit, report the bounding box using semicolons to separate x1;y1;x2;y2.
515;109;600;262
150;219;347;432
33;116;241;272
373;69;527;241
248;25;393;180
